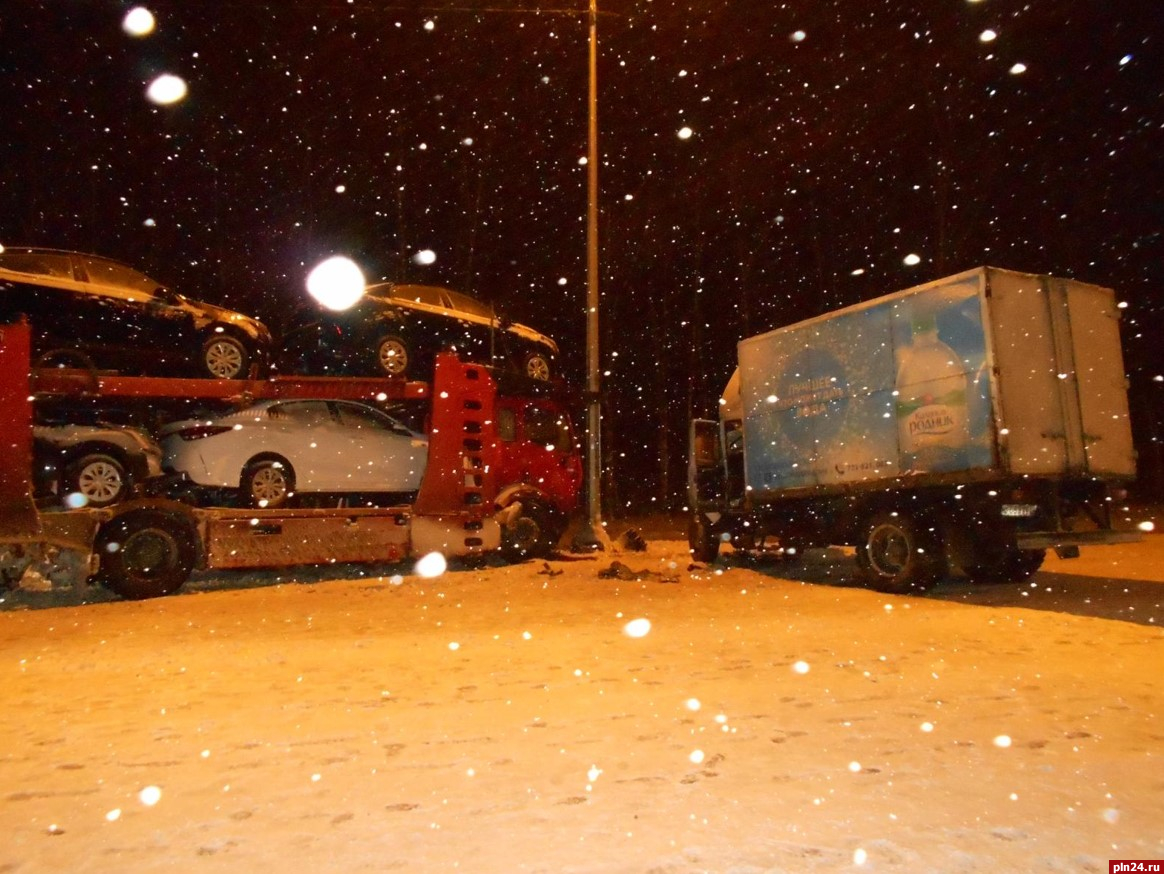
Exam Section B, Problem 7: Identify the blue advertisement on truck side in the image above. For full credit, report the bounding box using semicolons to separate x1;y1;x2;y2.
738;274;997;493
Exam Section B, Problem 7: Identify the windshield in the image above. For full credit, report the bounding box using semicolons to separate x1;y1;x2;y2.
445;290;495;320
390;285;446;308
78;255;161;296
524;405;572;449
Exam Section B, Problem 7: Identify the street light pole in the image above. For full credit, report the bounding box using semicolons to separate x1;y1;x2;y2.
580;0;609;549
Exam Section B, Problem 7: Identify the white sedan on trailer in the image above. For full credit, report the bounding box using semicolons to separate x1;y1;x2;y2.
160;399;428;508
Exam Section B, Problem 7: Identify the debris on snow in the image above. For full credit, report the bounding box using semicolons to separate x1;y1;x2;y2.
598;561;678;583
616;528;648;552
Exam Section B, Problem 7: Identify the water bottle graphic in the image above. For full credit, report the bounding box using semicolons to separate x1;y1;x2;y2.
896;307;969;471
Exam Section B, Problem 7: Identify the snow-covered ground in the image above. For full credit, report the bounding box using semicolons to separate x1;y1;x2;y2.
1;531;1161;872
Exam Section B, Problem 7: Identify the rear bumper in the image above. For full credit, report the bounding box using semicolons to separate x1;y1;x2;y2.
1016;529;1142;550
128;452;164;484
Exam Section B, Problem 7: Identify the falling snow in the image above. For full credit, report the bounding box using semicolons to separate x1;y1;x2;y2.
0;2;1162;866
145;74;187;106
0;1;1158;510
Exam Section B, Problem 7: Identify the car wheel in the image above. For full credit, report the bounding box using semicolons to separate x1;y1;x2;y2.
241;458;295;508
95;509;198;600
524;352;552;381
373;335;410;377
62;453;128;508
500;498;559;561
202;334;249;379
856;512;944;594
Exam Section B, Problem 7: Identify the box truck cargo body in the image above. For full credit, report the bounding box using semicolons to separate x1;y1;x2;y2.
689;267;1138;593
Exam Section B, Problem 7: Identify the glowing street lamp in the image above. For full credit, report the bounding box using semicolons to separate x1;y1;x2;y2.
307;256;365;311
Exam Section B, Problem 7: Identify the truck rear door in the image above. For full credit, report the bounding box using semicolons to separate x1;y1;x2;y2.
987;270;1136;478
1060;279;1137;477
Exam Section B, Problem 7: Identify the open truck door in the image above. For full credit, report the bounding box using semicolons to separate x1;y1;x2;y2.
688;418;725;511
687;418;727;563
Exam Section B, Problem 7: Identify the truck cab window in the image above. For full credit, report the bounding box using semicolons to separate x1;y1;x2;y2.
525;406;568;447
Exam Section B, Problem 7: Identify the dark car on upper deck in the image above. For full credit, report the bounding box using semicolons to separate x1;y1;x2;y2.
274;282;558;381
0;246;271;379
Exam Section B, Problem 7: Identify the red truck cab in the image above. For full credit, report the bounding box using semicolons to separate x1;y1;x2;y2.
493;392;582;559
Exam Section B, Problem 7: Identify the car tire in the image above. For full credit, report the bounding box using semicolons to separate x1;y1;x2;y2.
241;458;295;508
95;509;198;600
374;335;410;377
523;352;552;381
202;333;250;379
856;512;945;594
62;452;128;508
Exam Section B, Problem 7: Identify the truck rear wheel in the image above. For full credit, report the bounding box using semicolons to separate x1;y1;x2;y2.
688;514;720;563
963;548;1045;584
95;509;198;600
856;512;944;594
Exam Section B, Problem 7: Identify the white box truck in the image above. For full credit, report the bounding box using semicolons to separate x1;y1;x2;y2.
688;267;1139;593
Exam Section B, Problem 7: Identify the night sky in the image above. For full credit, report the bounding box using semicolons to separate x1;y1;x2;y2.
2;1;1162;508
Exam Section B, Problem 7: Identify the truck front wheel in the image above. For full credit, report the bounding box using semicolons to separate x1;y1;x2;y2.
856;512;944;594
500;498;559;561
688;514;720;563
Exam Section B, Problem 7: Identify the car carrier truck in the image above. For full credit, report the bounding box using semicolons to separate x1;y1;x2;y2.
688;267;1139;593
0;318;504;599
